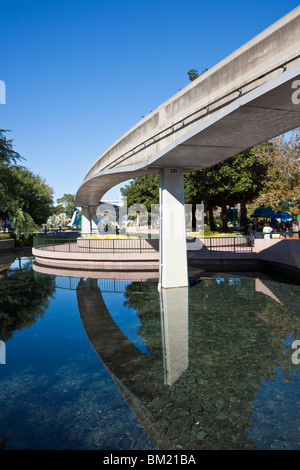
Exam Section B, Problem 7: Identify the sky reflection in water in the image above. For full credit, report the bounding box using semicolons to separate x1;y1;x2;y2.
0;252;299;450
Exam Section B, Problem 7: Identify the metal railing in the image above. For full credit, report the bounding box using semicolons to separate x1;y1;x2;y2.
191;235;253;252
33;236;158;253
33;235;253;253
34;272;148;293
98;55;300;172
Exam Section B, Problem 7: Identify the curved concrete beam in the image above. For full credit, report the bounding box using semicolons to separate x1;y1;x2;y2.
75;6;300;207
75;63;300;207
76;278;173;449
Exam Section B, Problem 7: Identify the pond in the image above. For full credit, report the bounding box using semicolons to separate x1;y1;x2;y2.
0;251;299;450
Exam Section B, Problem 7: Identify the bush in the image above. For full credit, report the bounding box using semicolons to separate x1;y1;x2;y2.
0;233;11;240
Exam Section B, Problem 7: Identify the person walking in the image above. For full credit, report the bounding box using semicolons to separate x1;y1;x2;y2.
262;222;273;239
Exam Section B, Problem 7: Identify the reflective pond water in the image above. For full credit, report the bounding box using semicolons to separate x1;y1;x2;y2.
0;251;300;450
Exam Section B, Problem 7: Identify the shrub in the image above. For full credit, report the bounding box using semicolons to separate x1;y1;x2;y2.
0;233;11;240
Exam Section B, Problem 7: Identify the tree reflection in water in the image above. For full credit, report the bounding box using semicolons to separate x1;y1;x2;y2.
77;273;300;450
0;256;56;341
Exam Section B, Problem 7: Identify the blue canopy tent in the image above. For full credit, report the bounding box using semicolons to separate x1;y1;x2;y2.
250;206;276;218
251;206;292;220
270;210;292;221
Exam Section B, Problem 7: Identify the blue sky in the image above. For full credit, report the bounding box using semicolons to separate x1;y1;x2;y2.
1;0;299;203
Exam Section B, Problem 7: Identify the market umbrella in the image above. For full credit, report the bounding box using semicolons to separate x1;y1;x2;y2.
250;206;276;218
270;210;292;221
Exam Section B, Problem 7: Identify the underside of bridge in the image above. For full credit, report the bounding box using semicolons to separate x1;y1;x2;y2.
74;6;300;288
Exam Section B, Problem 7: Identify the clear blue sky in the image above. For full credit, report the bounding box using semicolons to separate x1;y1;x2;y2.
1;0;299;203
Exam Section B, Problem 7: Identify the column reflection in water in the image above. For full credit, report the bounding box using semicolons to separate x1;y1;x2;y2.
160;287;189;386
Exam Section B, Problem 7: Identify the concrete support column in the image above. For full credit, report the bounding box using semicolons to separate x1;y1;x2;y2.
159;168;188;289
160;287;189;385
90;206;98;233
81;206;91;235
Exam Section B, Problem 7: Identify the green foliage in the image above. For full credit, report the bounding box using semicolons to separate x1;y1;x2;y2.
0;261;56;341
0;129;23;166
187;69;199;81
189;146;268;204
54;193;76;218
9;167;54;226
121;175;159;211
0;130;22;216
187;68;208;81
11;207;36;238
0;233;11;240
120;145;268;230
255;129;300;220
0;130;54;237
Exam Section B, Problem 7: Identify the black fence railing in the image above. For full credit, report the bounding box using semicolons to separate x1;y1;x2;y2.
33;236;158;253
190;235;253;252
33;235;253;253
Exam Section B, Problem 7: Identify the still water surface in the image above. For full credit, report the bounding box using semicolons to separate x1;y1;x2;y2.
0;252;299;450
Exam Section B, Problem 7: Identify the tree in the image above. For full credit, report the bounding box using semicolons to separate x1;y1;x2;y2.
0;261;56;341
121;175;159;224
54;193;76;218
2;166;54;236
187;68;208;82
193;145;269;230
254;129;300;231
10;167;54;225
184;148;266;231
0;130;54;236
187;69;199;81
0;129;22;217
0;129;22;166
121;145;268;232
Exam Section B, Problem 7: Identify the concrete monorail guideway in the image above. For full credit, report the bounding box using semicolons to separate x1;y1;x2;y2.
75;6;300;288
